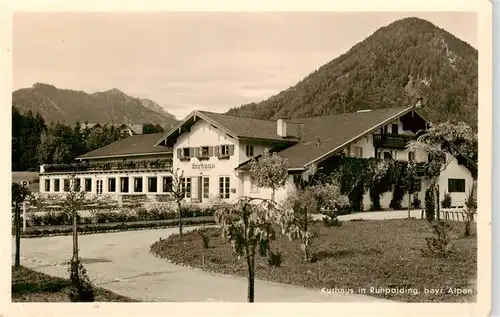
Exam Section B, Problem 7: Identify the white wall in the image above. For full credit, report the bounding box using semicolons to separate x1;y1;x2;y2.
174;120;242;203
437;153;474;207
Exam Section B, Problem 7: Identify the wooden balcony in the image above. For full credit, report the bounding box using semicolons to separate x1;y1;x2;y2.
373;133;416;150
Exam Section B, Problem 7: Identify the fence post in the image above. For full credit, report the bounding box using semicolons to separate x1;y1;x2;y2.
22;201;27;231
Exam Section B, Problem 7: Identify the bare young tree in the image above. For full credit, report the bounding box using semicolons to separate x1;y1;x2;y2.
215;197;282;302
171;168;187;237
249;150;288;202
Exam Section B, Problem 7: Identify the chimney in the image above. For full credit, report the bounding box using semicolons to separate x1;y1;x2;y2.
298;123;305;142
277;117;288;138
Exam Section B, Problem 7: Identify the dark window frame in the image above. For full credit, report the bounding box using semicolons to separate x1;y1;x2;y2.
148;177;158;193
108;178;116;192
448;178;466;193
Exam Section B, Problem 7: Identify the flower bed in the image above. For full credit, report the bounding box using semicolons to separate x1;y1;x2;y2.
19;217;215;238
23;204;215;227
150;219;477;303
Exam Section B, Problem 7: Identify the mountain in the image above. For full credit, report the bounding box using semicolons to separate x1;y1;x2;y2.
226;17;478;128
12;83;179;127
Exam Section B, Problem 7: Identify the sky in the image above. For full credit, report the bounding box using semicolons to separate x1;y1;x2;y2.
12;12;477;119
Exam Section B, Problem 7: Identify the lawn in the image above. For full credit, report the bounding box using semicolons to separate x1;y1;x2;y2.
150;219;477;302
12;266;135;302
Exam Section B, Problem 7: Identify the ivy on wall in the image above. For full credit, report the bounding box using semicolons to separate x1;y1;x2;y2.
316;156;428;212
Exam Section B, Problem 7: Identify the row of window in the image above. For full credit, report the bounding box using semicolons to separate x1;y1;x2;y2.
45;176;233;199
178;176;231;199
177;145;255;159
44;176;173;194
178;145;235;159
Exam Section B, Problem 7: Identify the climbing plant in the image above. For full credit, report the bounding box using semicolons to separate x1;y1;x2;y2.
317;156;427;211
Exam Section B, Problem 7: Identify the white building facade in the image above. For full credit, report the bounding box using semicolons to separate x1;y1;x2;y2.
39;107;476;211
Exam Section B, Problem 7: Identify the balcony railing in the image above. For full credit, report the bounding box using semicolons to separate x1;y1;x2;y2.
373;133;416;150
41;159;173;173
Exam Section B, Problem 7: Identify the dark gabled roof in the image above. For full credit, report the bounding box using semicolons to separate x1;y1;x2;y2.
77;132;171;160
277;107;417;168
236;106;422;170
197;111;295;142
155;110;298;147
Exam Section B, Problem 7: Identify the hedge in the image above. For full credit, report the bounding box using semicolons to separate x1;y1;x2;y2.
19;217;216;238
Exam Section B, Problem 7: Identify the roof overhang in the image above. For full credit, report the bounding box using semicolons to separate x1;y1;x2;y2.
303;106;428;168
155;111;240;147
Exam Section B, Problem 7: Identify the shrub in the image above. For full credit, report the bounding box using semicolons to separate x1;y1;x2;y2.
412;192;421;209
68;257;94;302
198;229;211;249
425;187;435;221
421;220;453;258
441;193;452;208
322;216;342;227
267;249;283;267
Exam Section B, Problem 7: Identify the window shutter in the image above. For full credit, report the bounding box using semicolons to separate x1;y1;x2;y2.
195;147;200;157
177;148;182;158
229;144;235;155
216;146;221;156
208;146;214;157
189;147;195;157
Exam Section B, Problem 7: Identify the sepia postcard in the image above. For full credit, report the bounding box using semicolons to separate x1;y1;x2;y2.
0;0;493;316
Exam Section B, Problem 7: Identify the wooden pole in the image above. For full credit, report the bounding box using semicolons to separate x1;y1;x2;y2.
22;202;27;232
14;205;21;268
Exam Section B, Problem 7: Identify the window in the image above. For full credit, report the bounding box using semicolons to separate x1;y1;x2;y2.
63;179;70;192
54;179;60;192
74;178;81;191
148;177;158;192
134;177;143;192
203;177;210;199
162;177;172;192
96;180;103;195
391;123;399;134
448;179;466;193
84;178;92;192
201;147;209;157
120;177;129;193
246;145;254;157
183;148;190;157
182;178;191;198
408;151;415;162
44;179;50;192
220;145;229;155
351;146;363;158
108;178;116;192
219;177;230;199
383;152;393;160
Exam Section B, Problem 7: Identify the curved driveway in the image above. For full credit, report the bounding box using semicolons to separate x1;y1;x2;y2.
13;226;388;302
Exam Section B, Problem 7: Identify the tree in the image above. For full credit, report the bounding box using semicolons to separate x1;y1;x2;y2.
407;121;477;221
28;175;104;301
143;123;164;134
12;182;30;268
215;197;282;302
282;165;347;262
463;186;477;237
171;168;186;237
249;150;288;201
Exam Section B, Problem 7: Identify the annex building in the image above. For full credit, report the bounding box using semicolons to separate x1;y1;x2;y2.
38;106;476;210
